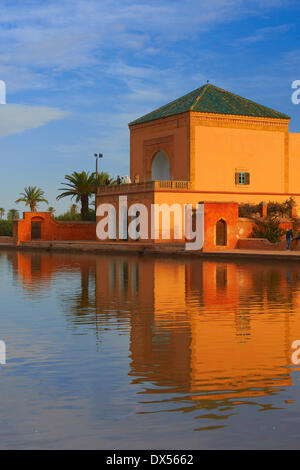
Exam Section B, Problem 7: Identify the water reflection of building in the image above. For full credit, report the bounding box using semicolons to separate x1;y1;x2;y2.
12;251;300;410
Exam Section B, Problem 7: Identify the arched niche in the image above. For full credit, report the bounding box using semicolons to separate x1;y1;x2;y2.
216;219;227;246
151;151;170;181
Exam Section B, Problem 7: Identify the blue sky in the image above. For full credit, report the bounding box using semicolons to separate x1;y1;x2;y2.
0;0;300;214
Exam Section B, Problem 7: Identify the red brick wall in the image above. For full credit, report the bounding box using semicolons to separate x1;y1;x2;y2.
0;236;13;244
13;212;97;244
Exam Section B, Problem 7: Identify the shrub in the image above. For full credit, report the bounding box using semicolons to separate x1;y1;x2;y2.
252;216;285;243
55;208;95;221
267;197;295;218
0;220;13;236
239;203;262;218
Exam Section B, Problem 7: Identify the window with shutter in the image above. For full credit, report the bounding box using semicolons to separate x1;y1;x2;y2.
235;171;250;185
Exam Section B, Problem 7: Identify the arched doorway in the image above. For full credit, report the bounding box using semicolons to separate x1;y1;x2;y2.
216;219;227;246
151;151;170;180
31;220;42;240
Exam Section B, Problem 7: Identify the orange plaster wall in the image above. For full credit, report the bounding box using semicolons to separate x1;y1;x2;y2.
193;123;285;194
14;212;97;244
97;189;240;250
202;201;238;251
289;133;300;195
129;113;190;182
96;191;154;242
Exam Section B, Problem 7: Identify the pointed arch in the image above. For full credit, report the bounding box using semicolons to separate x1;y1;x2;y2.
151;151;170;180
216;219;227;246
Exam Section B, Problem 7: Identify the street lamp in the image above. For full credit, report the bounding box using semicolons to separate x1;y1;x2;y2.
94;153;103;193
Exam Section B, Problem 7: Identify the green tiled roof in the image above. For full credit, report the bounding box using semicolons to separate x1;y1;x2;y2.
129;83;290;125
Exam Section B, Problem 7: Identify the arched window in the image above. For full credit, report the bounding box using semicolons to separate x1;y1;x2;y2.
216;219;227;246
151;151;170;180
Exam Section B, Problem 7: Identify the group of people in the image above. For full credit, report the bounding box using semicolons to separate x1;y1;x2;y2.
104;175;140;186
286;229;300;250
116;175;131;185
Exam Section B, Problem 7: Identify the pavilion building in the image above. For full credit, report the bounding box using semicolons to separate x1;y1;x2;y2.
96;83;300;249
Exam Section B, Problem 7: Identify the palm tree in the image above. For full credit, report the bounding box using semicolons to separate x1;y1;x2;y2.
95;172;112;187
7;209;19;220
56;171;96;221
70;204;78;215
15;186;48;212
0;208;5;219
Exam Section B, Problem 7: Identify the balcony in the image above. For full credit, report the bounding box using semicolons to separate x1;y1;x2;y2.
97;180;191;194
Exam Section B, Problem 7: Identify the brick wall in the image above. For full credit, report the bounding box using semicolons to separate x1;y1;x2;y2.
13;212;97;244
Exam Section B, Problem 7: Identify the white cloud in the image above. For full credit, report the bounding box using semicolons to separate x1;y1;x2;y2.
240;23;293;43
0;104;69;137
0;0;290;91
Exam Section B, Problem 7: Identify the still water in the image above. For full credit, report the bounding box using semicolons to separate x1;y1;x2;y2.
0;249;300;449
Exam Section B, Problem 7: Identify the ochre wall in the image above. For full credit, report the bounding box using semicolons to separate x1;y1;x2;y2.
129;113;190;182
289;133;300;197
193;120;285;193
14;212;97;244
129;112;300;211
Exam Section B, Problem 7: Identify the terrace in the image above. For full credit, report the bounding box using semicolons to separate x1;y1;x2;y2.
97;180;191;194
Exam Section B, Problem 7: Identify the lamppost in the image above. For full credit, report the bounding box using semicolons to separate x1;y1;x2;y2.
94;153;103;193
94;153;103;211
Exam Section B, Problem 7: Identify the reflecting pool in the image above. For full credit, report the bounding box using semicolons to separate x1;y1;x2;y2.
0;249;300;449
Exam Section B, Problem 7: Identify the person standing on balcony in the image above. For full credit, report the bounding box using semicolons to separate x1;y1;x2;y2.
117;176;121;185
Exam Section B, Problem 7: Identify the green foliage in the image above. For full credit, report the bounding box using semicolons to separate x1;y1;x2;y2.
15;185;48;211
239;203;262;218
291;217;300;237
57;170;112;220
55;208;95;221
267;197;295;218
252;216;285;243
55;211;81;221
86;209;96;221
7;209;19;220
0;220;13;236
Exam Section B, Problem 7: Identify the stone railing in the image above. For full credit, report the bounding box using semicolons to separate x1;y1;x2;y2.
97;180;191;194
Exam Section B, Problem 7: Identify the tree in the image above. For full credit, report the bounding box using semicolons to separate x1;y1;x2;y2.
48;206;55;216
0;208;5;219
70;204;78;215
252;216;285;243
95;172;112;187
7;209;19;220
57;171;104;221
15;186;48;212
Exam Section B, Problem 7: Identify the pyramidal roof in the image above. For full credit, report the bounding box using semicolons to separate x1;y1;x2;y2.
129;83;290;126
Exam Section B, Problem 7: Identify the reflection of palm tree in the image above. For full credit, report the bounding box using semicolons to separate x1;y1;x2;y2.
15;186;48;212
60;265;97;322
